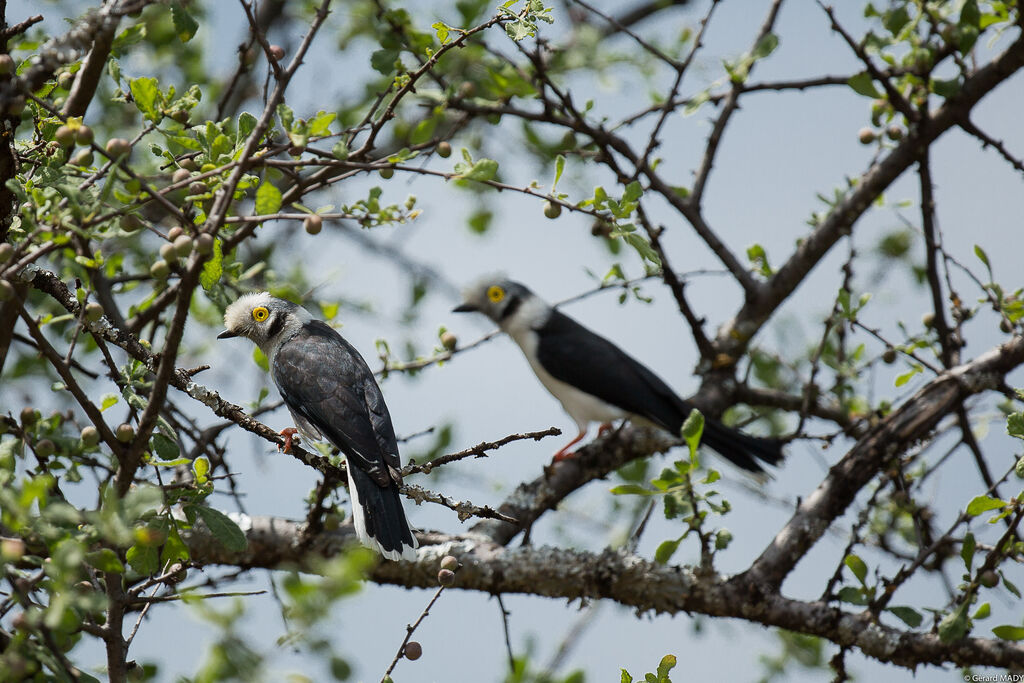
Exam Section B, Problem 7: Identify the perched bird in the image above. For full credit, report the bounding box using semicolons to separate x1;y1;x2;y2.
453;278;784;473
218;292;417;560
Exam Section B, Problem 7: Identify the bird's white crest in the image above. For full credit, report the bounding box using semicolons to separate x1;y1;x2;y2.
223;291;274;332
460;271;509;309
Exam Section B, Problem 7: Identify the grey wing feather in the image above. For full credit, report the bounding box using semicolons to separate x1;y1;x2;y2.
272;320;400;487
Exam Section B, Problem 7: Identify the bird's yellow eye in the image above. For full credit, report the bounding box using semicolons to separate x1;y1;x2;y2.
487;285;505;303
252;306;270;322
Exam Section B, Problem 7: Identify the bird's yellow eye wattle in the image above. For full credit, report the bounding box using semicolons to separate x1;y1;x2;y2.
487;285;505;303
252;306;270;322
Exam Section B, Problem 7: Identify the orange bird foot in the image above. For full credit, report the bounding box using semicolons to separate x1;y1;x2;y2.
551;450;578;463
279;427;299;453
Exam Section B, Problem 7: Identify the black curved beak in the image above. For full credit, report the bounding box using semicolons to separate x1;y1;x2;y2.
452;303;476;313
216;330;238;339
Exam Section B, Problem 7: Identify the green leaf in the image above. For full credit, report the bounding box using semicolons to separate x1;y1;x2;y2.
656;654;677;682
129;76;161;123
966;495;1005;517
654;538;681;564
100;393;119;412
1006;412;1024;439
837;586;868;605
610;484;650;496
190;504;248;552
161;526;190;566
844;554;868;585
992;625;1024;641
1001;571;1021;598
961;531;976;571
680;409;704;461
974;244;990;269
253;347;269;372
309;111;337;137
85;548;125;574
151;433;180;461
126;543;159;575
370;48;399;75
621;672;633;683
193;455;210;484
938;600;971;642
457;158;499;182
552;154;566;191
237;112;257;142
199;237;223;291
170;2;199;42
255;181;282;215
973;602;991;620
894;365;921;387
432;21;451;44
622;180;643;203
886;606;923;628
847;72;882;98
752;33;779;60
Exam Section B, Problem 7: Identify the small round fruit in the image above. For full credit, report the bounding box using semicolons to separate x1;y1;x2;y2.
0;279;13;302
34;439;56;457
404;641;422;661
1000;318;1013;334
921;312;935;328
0;243;13;263
195;233;214;255
7;96;25;116
170;109;189;124
458;81;475;98
115;423;134;443
288;145;304;157
269;45;286;61
440;331;457;351
1;538;25;561
20;407;38;426
76;126;94;145
886;124;903;141
159;243;177;262
150;260;170;280
55;125;76;147
71;149;94;166
0;54;14;75
379;167;394;179
303;214;322;235
188;181;207;196
979;570;1000;588
881;347;897;364
58;71;74;90
167;227;183;241
440;555;458;572
80;426;100;447
106;138;132;158
858;127;877;145
436;141;452;158
323;512;341;531
179;158;199;171
121;214;143;232
543;200;562;219
85;302;104;322
172;168;191;185
437;568;455;586
173;235;193;257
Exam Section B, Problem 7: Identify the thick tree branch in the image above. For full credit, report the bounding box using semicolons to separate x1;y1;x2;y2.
185;516;1024;671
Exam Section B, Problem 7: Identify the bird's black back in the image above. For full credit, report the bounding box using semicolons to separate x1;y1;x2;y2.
535;310;783;472
272;320;400;486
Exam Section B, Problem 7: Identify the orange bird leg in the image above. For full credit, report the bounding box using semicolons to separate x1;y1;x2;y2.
551;429;587;463
596;422;614;437
279;427;299;454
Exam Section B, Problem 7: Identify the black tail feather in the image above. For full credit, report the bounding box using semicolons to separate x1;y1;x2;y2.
697;416;785;474
347;466;417;561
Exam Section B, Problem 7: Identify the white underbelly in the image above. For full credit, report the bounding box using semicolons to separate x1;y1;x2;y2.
509;326;627;428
